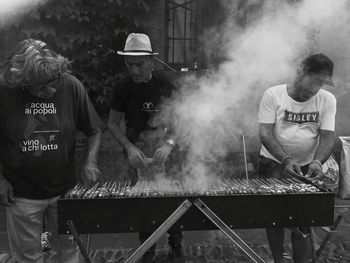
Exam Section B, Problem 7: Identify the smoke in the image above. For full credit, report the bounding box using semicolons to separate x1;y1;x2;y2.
0;0;49;27
155;0;350;189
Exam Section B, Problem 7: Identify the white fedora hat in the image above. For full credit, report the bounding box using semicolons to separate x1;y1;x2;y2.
117;33;159;56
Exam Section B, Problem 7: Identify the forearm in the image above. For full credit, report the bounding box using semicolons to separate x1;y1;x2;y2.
86;130;101;164
0;172;6;182
0;162;11;186
164;127;177;146
108;123;134;150
0;162;5;180
163;109;178;142
314;131;335;163
0;161;14;206
261;135;289;163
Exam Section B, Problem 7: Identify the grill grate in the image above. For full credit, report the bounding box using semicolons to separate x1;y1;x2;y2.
63;177;326;199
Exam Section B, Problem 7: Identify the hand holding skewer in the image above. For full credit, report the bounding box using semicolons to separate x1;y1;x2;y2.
305;160;325;186
82;161;101;186
282;157;303;177
152;143;172;167
126;145;147;168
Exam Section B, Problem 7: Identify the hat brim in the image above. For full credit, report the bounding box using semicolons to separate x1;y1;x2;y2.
117;51;158;56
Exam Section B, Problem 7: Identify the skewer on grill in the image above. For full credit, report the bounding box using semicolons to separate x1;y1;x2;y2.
97;181;110;198
63;176;326;200
82;183;99;199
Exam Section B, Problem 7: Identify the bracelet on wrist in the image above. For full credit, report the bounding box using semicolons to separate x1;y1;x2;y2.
281;155;292;164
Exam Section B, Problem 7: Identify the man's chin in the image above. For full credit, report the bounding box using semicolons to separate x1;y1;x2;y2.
131;77;144;83
34;92;56;99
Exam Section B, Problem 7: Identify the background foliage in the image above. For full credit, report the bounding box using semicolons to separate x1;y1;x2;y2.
1;0;156;117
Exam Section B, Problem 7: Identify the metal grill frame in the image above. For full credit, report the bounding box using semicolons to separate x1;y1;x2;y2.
58;192;334;235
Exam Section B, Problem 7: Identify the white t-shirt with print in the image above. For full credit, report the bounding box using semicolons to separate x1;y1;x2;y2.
258;84;336;166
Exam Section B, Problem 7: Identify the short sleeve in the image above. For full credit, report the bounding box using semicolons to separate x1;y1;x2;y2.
72;77;101;136
320;92;336;131
258;88;277;124
110;79;130;112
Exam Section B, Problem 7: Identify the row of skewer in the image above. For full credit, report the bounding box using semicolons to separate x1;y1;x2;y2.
63;177;323;199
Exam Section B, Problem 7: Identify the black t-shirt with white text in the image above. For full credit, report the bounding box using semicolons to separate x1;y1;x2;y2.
0;73;101;199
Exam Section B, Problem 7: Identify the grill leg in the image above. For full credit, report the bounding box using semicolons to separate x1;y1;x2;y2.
316;215;343;259
193;198;266;263
67;220;92;263
86;234;92;256
309;227;316;263
124;199;192;263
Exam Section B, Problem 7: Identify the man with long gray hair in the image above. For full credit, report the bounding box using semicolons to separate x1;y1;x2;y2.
0;39;101;262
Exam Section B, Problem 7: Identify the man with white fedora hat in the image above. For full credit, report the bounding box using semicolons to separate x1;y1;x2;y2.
109;33;184;263
117;32;159;56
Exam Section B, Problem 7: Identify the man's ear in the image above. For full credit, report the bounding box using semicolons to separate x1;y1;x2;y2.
296;66;303;75
149;57;155;68
295;66;305;81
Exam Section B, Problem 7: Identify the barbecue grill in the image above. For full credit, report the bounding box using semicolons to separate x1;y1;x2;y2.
58;176;334;263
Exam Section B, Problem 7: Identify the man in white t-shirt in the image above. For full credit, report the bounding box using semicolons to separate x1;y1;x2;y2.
258;53;336;263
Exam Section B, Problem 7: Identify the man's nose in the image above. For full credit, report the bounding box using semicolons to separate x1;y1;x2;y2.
129;65;140;74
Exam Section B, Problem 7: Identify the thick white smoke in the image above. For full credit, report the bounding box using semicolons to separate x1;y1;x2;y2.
158;0;350;189
0;0;48;27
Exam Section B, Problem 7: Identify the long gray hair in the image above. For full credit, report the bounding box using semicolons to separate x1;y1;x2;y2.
2;39;71;86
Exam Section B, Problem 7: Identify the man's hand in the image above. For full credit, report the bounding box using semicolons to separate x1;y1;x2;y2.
152;144;172;166
82;162;100;186
305;161;325;185
126;145;147;168
283;157;303;177
0;176;14;207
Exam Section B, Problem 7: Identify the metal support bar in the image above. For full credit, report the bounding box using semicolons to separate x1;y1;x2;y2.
165;37;193;40
242;133;249;181
124;199;193;263
67;220;92;263
168;0;192;12
334;205;350;208
165;0;195;65
316;215;343;259
193;199;266;263
309;227;317;263
86;234;92;255
320;226;335;233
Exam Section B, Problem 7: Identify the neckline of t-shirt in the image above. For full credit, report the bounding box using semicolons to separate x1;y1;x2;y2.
284;84;317;104
133;76;156;88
